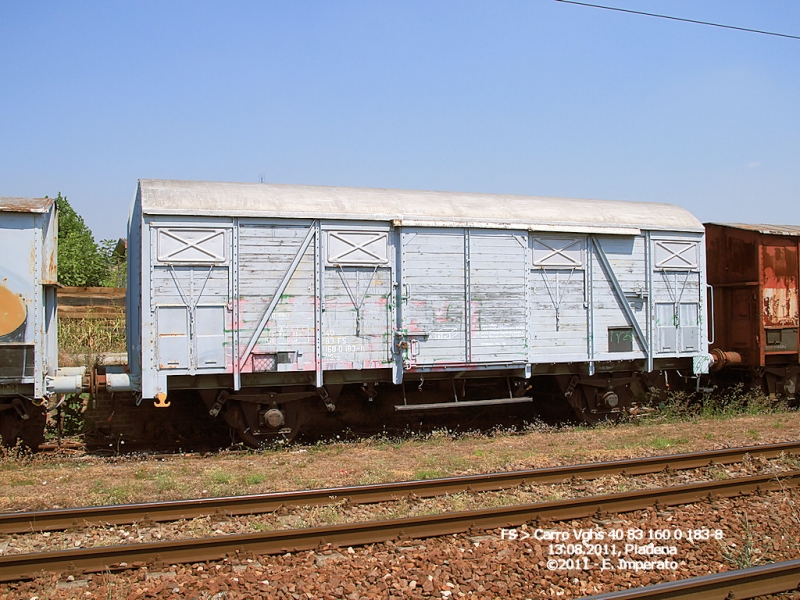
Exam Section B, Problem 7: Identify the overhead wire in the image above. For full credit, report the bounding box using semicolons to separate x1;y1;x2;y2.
555;0;800;41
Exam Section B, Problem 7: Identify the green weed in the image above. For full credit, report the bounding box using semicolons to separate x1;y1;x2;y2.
9;477;36;486
657;383;790;422
133;467;154;480
709;466;730;480
721;513;762;569
649;437;689;450
154;472;175;493
91;480;134;504
244;473;266;486
414;469;446;480
208;470;232;485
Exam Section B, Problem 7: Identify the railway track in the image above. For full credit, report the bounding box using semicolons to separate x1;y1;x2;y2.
0;449;798;583
1;441;797;535
586;557;800;599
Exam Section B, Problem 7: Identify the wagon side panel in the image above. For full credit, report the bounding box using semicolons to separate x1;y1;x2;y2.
400;228;467;366
650;232;705;360
590;234;649;363
528;234;588;362
142;218;234;397
322;223;394;371
468;230;527;363
236;220;317;377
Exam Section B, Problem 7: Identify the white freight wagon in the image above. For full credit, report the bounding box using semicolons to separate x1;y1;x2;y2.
126;180;708;443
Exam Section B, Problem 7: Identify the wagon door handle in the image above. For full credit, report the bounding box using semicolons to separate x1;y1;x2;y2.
410;338;420;357
402;284;410;303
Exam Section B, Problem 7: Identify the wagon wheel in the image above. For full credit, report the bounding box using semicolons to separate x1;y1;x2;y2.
0;411;21;448
227;399;305;447
0;402;46;450
19;405;46;450
565;384;624;425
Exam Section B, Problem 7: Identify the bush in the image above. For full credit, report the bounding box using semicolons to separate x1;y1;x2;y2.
658;383;786;420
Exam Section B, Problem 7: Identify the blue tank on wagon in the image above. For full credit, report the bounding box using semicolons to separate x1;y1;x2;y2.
123;180;711;444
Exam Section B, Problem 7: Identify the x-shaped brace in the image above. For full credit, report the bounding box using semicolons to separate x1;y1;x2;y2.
161;229;225;261
535;239;581;266
656;242;694;268
329;232;386;263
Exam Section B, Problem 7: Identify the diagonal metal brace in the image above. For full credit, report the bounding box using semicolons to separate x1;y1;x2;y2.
590;236;648;356
239;222;317;370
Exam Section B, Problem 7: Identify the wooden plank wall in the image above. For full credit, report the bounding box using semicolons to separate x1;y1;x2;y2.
58;287;126;319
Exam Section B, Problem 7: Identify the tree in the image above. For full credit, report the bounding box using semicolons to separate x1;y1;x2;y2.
98;238;127;287
55;193;108;287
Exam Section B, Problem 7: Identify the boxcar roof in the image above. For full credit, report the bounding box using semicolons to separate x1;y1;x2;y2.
0;196;54;214
706;222;800;237
138;179;703;234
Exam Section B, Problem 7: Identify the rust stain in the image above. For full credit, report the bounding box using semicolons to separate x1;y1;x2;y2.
0;197;53;213
715;222;800;237
46;249;57;283
763;287;798;327
762;245;799;327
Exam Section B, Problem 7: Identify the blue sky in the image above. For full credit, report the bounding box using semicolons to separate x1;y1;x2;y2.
2;1;799;241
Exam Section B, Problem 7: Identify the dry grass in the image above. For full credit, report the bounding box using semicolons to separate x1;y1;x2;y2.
1;410;799;512
58;315;126;366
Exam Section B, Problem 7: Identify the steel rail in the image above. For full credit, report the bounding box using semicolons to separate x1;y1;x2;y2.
0;469;797;583
1;441;797;535
585;557;800;599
